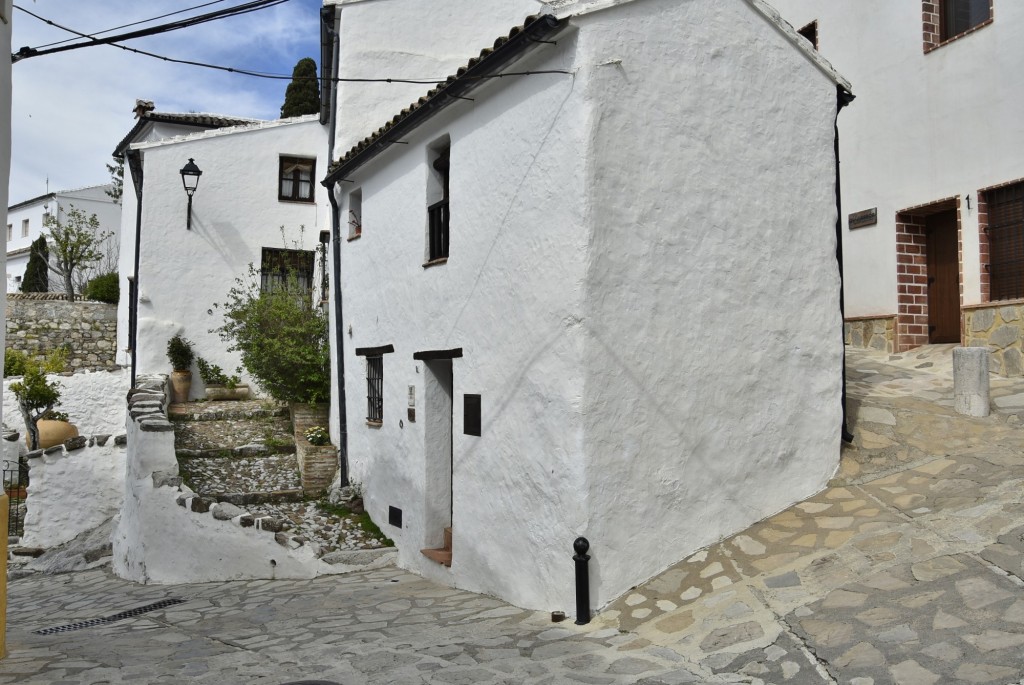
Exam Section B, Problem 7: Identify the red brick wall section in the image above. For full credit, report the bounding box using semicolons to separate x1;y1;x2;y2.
896;214;930;350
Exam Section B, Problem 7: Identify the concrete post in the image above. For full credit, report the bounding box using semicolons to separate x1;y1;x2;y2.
953;347;990;417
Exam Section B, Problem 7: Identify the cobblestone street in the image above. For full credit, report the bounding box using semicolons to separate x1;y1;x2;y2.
5;346;1024;684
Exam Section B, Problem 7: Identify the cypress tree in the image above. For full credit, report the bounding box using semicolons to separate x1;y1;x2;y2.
280;58;321;118
21;236;49;292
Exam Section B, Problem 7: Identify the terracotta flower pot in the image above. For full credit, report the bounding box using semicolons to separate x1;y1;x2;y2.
29;419;80;449
170;370;192;404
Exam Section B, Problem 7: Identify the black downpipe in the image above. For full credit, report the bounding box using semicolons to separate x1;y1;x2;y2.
323;6;349;486
836;87;855;444
127;149;144;389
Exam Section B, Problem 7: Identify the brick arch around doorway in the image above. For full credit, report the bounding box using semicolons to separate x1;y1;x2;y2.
895;196;963;352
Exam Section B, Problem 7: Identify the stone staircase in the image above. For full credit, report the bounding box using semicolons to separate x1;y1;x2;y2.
170;400;303;505
169;399;394;557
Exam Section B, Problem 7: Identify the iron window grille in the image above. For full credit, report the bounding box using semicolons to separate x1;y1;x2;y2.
428;199;449;261
987;182;1024;301
279;156;316;203
366;355;383;422
260;247;315;293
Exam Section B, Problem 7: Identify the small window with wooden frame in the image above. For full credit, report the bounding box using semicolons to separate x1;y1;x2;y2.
425;136;450;266
355;344;394;426
981;180;1024;302
923;0;993;52
278;156;316;203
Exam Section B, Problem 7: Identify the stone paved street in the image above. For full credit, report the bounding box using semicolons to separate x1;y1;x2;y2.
5;346;1024;684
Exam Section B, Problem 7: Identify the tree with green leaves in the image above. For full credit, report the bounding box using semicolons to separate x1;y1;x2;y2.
21;235;49;292
42;204;112;302
214;263;329;404
105;156;124;204
280;57;320;118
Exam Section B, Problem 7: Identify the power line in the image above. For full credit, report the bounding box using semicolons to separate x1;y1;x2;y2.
12;0;289;62
34;0;234;50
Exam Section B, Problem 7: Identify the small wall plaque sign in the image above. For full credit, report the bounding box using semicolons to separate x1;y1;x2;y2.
849;208;877;229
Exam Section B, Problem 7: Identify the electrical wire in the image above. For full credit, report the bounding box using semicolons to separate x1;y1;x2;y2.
13;4;572;84
13;0;290;61
32;0;234;50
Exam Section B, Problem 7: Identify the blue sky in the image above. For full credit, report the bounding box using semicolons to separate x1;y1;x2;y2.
9;0;323;203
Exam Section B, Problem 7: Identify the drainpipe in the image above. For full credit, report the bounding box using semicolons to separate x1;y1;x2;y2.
322;5;349;486
126;148;144;389
835;87;855;444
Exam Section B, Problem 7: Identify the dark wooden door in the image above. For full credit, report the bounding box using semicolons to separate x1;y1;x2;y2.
926;211;960;343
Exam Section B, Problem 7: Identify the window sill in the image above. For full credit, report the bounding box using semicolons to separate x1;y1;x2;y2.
366;420;383;429
347;234;362;243
422;257;448;269
924;17;993;53
278;197;316;205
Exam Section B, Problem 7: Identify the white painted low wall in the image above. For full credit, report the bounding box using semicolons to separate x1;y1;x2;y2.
2;368;129;437
112;374;335;583
21;441;126;549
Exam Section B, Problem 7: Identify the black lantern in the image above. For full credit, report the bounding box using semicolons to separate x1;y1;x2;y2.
179;158;202;230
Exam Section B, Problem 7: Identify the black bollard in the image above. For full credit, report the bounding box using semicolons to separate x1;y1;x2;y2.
573;536;591;625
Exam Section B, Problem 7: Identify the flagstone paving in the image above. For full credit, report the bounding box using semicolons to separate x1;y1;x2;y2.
6;345;1024;684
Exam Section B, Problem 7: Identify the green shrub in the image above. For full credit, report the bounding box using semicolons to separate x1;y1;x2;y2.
4;349;29;377
213;264;329;404
196;357;241;388
9;350;67;450
84;272;119;303
166;334;195;371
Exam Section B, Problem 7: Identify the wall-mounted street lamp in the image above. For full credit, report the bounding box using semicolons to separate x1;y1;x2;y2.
179;158;202;230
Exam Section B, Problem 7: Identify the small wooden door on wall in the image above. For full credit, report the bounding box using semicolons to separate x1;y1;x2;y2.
926;210;960;343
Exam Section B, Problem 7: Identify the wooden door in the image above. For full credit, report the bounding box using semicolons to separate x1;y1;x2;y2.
926;211;960;343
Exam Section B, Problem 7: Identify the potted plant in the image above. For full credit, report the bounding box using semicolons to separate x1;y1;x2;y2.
196;357;250;401
10;350;78;450
167;334;195;404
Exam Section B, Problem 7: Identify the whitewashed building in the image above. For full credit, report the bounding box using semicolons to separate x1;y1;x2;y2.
115;110;329;395
771;1;1024;371
323;0;852;612
5;184;120;293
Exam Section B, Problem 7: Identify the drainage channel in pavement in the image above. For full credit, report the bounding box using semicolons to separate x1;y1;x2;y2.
32;597;187;635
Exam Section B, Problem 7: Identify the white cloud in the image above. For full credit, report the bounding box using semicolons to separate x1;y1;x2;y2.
9;0;322;203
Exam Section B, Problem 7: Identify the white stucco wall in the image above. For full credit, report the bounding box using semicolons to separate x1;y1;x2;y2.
335;35;589;611
330;0;844;612
575;0;842;609
3;369;129;437
121;118;328;397
330;0;544;155
769;0;1024;315
22;442;126;549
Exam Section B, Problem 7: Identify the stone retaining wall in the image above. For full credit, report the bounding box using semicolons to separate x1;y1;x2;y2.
964;302;1024;377
291;403;337;495
5;294;118;372
844;316;896;353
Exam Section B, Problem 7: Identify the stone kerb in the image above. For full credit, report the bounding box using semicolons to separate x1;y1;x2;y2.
5;294;119;373
964;302;1024;376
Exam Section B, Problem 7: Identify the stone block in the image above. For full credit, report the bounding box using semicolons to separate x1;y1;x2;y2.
971;308;996;332
94;434;111;446
256;517;285;533
989;324;1021;349
190;497;212;513
953;347;990;417
1004;347;1023;377
238;514;254;528
114;434;128;446
63;436;87;451
212;502;245;521
1000;307;1020;322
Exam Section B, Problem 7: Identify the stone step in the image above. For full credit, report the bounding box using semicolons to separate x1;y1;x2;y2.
179;454;301;495
208;490;306;506
421;526;453;567
169;400;288;423
173;415;294;453
176;444;295;459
